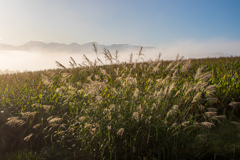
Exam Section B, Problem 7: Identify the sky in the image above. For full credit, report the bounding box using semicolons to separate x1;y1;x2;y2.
0;0;240;71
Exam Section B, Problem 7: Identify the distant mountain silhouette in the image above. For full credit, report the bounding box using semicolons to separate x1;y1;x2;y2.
0;41;155;53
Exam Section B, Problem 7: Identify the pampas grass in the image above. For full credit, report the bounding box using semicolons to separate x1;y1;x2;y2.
1;43;240;159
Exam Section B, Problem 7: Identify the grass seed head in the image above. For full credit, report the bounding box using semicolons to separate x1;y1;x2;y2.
117;128;124;136
181;121;190;127
229;102;240;110
96;96;103;104
79;116;86;122
192;92;202;103
133;88;140;98
200;122;215;129
33;124;42;130
6;117;26;127
21;111;37;118
23;133;34;142
166;105;179;118
132;112;140;122
48;117;62;124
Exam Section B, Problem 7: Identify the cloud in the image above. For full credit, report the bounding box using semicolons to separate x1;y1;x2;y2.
154;39;240;60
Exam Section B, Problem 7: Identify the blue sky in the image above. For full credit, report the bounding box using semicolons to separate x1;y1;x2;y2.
0;0;240;71
0;0;240;46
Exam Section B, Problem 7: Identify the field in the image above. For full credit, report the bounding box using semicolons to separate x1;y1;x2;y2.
0;46;240;159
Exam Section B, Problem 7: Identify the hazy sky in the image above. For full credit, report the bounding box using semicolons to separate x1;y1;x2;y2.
0;0;240;46
0;0;240;72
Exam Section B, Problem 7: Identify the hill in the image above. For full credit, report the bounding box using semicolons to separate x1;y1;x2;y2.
0;55;240;159
0;41;155;53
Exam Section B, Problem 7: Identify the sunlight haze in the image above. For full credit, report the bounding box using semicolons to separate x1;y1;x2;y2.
0;0;240;72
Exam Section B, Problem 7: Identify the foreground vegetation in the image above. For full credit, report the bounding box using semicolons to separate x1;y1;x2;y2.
0;46;240;159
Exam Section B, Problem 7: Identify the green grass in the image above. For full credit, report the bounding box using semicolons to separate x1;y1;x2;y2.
1;46;240;159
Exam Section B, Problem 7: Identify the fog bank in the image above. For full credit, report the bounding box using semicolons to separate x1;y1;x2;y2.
0;39;240;73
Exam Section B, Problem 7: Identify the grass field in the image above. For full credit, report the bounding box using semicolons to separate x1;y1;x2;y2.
0;46;240;159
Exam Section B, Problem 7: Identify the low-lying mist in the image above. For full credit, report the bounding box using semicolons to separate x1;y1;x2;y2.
0;49;157;73
0;39;240;73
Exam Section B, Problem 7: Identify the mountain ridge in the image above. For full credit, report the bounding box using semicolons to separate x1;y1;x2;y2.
0;41;155;53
